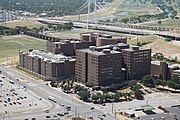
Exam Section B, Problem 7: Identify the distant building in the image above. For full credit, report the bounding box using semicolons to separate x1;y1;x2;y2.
76;47;122;86
47;39;94;56
47;32;127;57
18;32;153;85
19;49;75;81
76;44;151;86
80;32;127;46
121;46;151;80
151;61;180;80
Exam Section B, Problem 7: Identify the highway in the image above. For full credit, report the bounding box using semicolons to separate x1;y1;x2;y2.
0;64;118;120
37;19;180;40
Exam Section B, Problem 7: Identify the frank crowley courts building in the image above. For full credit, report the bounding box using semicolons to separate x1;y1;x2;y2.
19;32;151;86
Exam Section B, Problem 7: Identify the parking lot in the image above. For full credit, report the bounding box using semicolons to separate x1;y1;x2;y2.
0;73;48;116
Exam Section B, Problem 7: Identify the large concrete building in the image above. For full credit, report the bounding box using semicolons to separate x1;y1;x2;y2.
19;49;75;81
19;31;152;86
76;47;122;86
121;46;151;80
76;44;151;86
47;39;94;56
47;32;127;57
80;32;127;46
151;61;180;80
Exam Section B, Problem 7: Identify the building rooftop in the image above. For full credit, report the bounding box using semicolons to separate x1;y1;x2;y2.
151;61;180;69
54;39;91;44
122;45;150;51
22;49;76;63
77;48;121;56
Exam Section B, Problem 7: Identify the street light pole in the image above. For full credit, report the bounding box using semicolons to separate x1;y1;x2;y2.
146;97;152;105
75;106;77;118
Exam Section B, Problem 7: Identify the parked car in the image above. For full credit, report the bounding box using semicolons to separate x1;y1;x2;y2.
44;110;49;113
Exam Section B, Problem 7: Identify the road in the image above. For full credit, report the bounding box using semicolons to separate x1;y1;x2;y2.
0;64;118;120
1;64;180;120
37;19;180;40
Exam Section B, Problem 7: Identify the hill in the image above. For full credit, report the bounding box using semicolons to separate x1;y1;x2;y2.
0;0;113;17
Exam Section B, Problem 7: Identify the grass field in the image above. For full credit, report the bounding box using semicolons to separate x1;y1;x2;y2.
114;5;160;20
0;35;46;59
46;28;136;40
6;19;45;28
128;35;158;45
139;18;180;28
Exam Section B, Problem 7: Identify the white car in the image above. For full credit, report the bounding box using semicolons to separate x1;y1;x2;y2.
48;96;56;103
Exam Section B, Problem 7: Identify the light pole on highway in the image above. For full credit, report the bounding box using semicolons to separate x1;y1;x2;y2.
146;97;152;105
75;106;77;118
112;103;114;113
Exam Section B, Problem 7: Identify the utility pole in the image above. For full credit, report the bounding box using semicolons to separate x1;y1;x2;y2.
87;0;91;29
18;44;21;65
112;103;113;113
75;106;77;117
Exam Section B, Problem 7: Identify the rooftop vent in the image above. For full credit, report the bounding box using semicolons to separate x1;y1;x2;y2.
89;46;96;51
103;49;111;53
132;46;139;50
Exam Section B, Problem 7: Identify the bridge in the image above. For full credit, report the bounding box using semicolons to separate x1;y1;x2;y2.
37;19;180;40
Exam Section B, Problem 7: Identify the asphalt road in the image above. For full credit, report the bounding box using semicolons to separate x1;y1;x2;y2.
0;65;119;120
1;65;179;120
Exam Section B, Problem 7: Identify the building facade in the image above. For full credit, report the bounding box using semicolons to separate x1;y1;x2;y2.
19;49;75;81
76;44;152;86
47;39;94;56
151;61;180;80
121;46;151;80
76;47;123;86
80;32;127;46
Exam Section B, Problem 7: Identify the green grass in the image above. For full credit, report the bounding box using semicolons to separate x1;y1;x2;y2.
7;19;46;28
0;35;47;58
114;4;160;20
46;29;136;39
128;35;158;45
140;18;180;28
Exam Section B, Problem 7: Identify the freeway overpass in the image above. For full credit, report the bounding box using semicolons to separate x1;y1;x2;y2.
37;19;180;40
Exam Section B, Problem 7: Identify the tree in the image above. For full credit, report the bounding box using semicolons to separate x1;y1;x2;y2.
166;80;175;88
132;84;142;91
63;85;71;91
48;24;53;29
161;81;166;88
157;20;162;24
101;87;109;93
123;92;128;100
110;84;118;92
127;92;133;99
134;89;143;99
50;80;56;87
78;90;90;102
91;94;99;101
129;80;137;88
141;75;155;87
154;79;162;85
39;26;44;33
171;75;180;84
